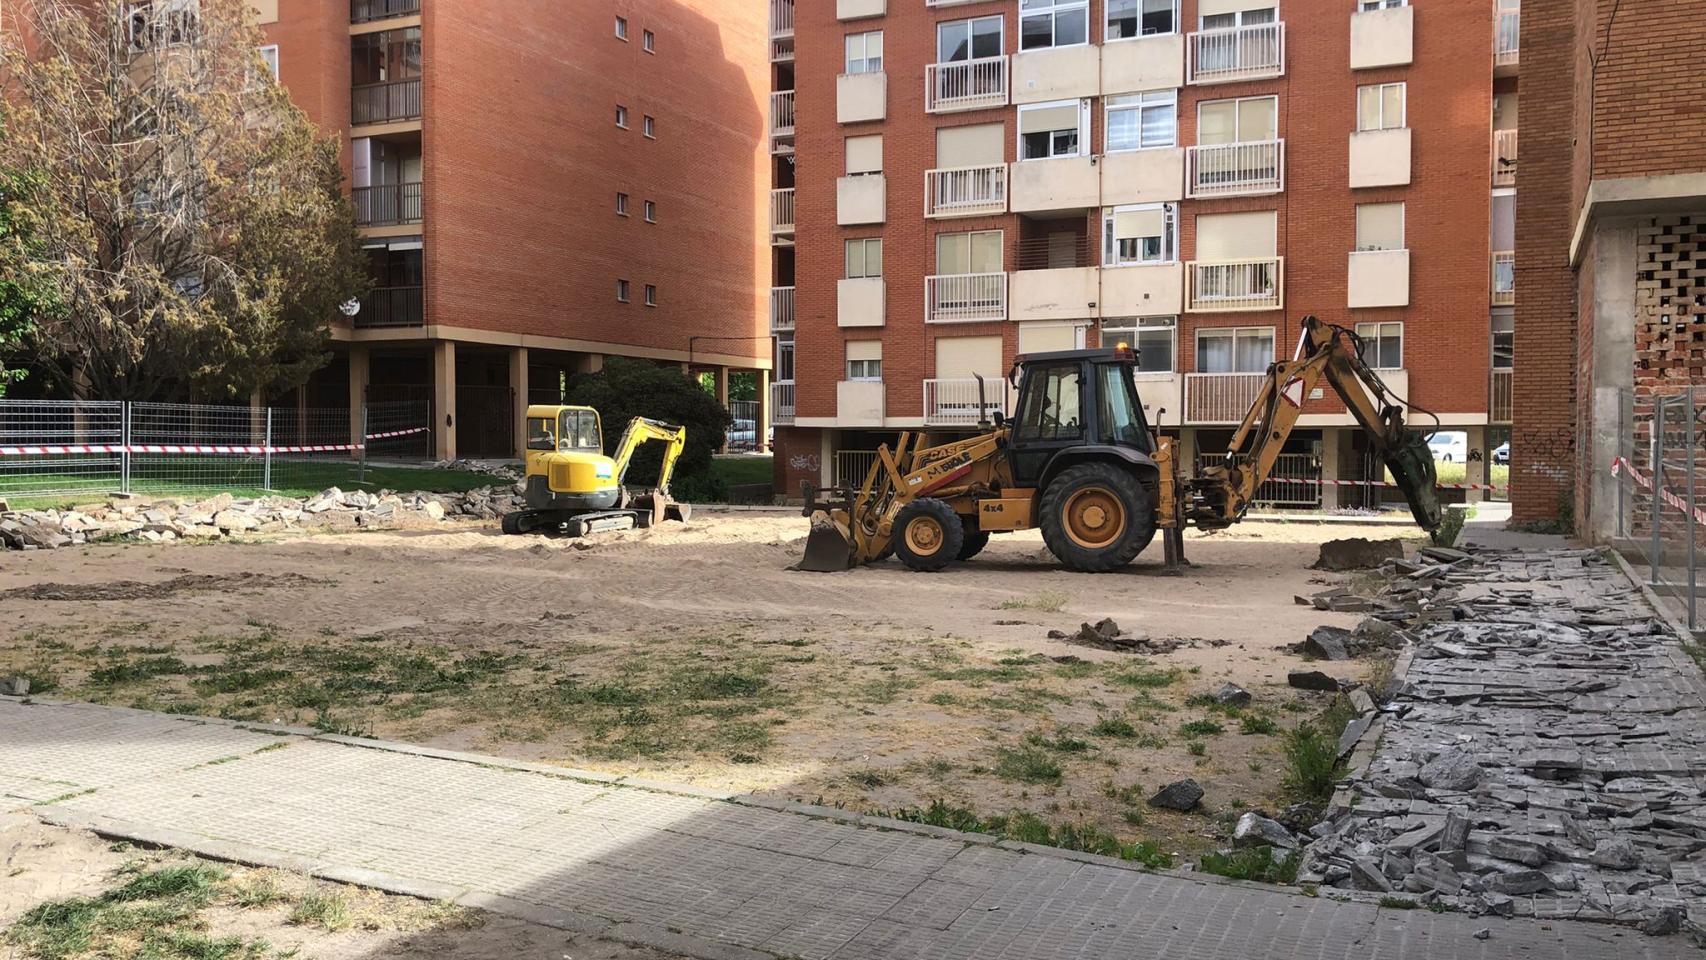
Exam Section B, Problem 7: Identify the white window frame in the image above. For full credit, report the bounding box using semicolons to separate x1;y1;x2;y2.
1105;90;1176;153
1101;203;1178;267
1020;0;1090;51
258;44;279;81
643;115;656;138
644;200;656;222
1195;326;1275;374
848;357;883;380
935;229;1004;275
615;105;628;128
1357;82;1406;132
846;238;883;278
645;284;658;307
1102;316;1177;374
616;279;631;302
1200;6;1277;30
616;192;629;216
1359;0;1406;10
1355;202;1405;252
1355;322;1403;369
1196;94;1278;145
1018;99;1090;161
1106;0;1178;41
845;30;884;74
643;29;655;53
615;15;628;39
776;336;797;382
937;15;1003;63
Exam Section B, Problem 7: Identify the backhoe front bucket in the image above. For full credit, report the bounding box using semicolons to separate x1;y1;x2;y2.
1384;431;1444;536
796;483;859;572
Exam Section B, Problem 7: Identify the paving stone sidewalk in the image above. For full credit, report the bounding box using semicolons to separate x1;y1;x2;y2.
1;697;1693;959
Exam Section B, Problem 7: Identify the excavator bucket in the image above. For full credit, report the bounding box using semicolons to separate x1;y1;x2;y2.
1384;430;1445;536
632;490;691;527
797;483;859;572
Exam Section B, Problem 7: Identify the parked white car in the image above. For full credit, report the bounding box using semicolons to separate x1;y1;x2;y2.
1427;431;1469;463
1492;441;1510;465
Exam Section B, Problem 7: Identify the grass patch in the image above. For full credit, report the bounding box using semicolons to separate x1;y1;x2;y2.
1199;846;1301;884
996;592;1069;613
1026;731;1092;753
883;800;1172;868
4;863;268;960
1239;714;1279;735
1090;716;1137;739
708;456;773;489
1177;719;1224;738
288;888;351;931
992;746;1064;785
1379;896;1420;909
1281;722;1343;801
1108;666;1183;690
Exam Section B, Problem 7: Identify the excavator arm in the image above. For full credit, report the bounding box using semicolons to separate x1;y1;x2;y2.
610;417;688;493
1188;316;1443;536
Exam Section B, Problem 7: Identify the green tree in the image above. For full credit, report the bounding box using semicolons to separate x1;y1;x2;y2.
566;358;732;493
0;165;55;397
1;0;367;400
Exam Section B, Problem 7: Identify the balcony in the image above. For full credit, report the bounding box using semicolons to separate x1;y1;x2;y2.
1490;369;1513;424
837;0;884;19
1349;128;1411;188
1185;372;1267;424
770;90;795;142
1011;44;1101;104
772;380;796;425
1492;251;1515;306
924;378;1010;427
356;285;423;328
925;56;1008;113
352;182;422;227
837;277;885;327
1187;23;1285;85
926;273;1007;324
837;72;886;124
1103;33;1185;96
1187;258;1284;312
351;0;418;23
1134;374;1183;428
1102;262;1184;316
1010;156;1100;214
1493;129;1518;187
1187;140;1284;198
1347;250;1410;309
837;175;886;225
1350;4;1413;70
1101;149;1185;205
837;380;885;425
926;164;1007;218
770;0;794;62
770;188;795;238
352;79;421;125
1496;8;1520;72
770;286;795;333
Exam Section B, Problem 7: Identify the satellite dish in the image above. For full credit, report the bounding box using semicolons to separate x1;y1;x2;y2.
339;298;361;317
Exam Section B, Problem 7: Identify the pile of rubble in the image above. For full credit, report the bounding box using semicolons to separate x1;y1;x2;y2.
0;484;526;550
1298;546;1706;937
1047;617;1230;655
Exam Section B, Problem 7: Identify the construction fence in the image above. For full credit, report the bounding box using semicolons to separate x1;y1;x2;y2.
1612;386;1706;632
0;398;431;502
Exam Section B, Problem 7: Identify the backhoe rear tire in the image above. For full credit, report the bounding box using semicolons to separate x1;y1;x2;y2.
957;521;991;561
893;498;963;572
1039;462;1155;572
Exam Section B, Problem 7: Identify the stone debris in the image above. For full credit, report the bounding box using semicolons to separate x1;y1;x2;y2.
1047;619;1206;655
0;482;526;551
1233;812;1298;849
1211;682;1252;706
1287;670;1349;692
1148;779;1204;812
1297;546;1706;935
0;676;29;696
1313;537;1404;571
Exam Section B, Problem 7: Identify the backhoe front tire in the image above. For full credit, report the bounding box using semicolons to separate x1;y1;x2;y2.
957;520;991;561
893;498;963;572
1039;462;1156;572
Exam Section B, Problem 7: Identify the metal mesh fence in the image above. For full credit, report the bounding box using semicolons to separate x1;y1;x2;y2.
1615;386;1706;632
0;398;430;502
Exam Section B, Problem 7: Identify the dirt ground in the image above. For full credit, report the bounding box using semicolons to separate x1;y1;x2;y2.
0;513;1423;856
0;816;682;960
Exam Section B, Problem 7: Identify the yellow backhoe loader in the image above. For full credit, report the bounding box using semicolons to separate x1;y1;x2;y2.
799;316;1442;573
503;405;691;537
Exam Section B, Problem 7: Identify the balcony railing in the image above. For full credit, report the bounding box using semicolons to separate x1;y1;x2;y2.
926;273;1007;323
925;56;1008;113
351;0;419;23
1187;258;1284;312
771;380;796;425
1185;372;1267;424
1187;22;1285;84
1495;9;1519;67
770;286;796;333
924;378;1010;427
1493;129;1517;187
770;0;794;37
925;0;985;6
771;90;795;139
1187;140;1284;198
770;188;795;236
925;164;1007;218
356;285;423;328
1015;234;1092;271
1492;251;1515;306
352;182;422;227
1490;368;1513;424
352;79;421;125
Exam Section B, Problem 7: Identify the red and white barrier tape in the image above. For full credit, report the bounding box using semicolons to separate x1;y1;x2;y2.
1612;455;1706;528
0;427;429;457
1262;476;1503;492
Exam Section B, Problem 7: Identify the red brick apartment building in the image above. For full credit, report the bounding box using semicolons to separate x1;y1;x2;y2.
767;0;1522;510
259;0;774;459
1514;0;1706;539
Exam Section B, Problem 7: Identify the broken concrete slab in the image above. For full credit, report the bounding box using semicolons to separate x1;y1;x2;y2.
1304;625;1355;661
1313;537;1404;572
1233;812;1298;850
1288;670;1347;692
1148;779;1203;812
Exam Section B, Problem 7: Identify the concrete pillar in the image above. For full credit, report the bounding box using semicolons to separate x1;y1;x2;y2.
1319;427;1342;511
432;339;457;462
1464;425;1488;504
509;346;529;460
1178;428;1199;477
347;344;370;458
572;352;604;375
819;429;834;487
756;368;772;454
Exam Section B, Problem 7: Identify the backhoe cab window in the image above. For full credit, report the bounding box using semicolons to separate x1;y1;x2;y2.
558;410;602;451
1098;363;1149;448
1015;364;1083;442
526;418;557;451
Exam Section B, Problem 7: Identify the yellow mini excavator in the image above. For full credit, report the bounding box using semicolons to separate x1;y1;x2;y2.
503;405;691;537
799;316;1443;573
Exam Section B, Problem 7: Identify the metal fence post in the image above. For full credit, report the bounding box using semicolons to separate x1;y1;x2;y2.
120;402;131;494
1618;391;1627;539
263;407;274;491
1688;387;1698;630
358;405;369;485
1653;397;1665;587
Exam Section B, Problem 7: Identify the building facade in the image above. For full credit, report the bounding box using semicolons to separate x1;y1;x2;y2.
260;0;774;459
770;0;1519;510
1514;0;1706;539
